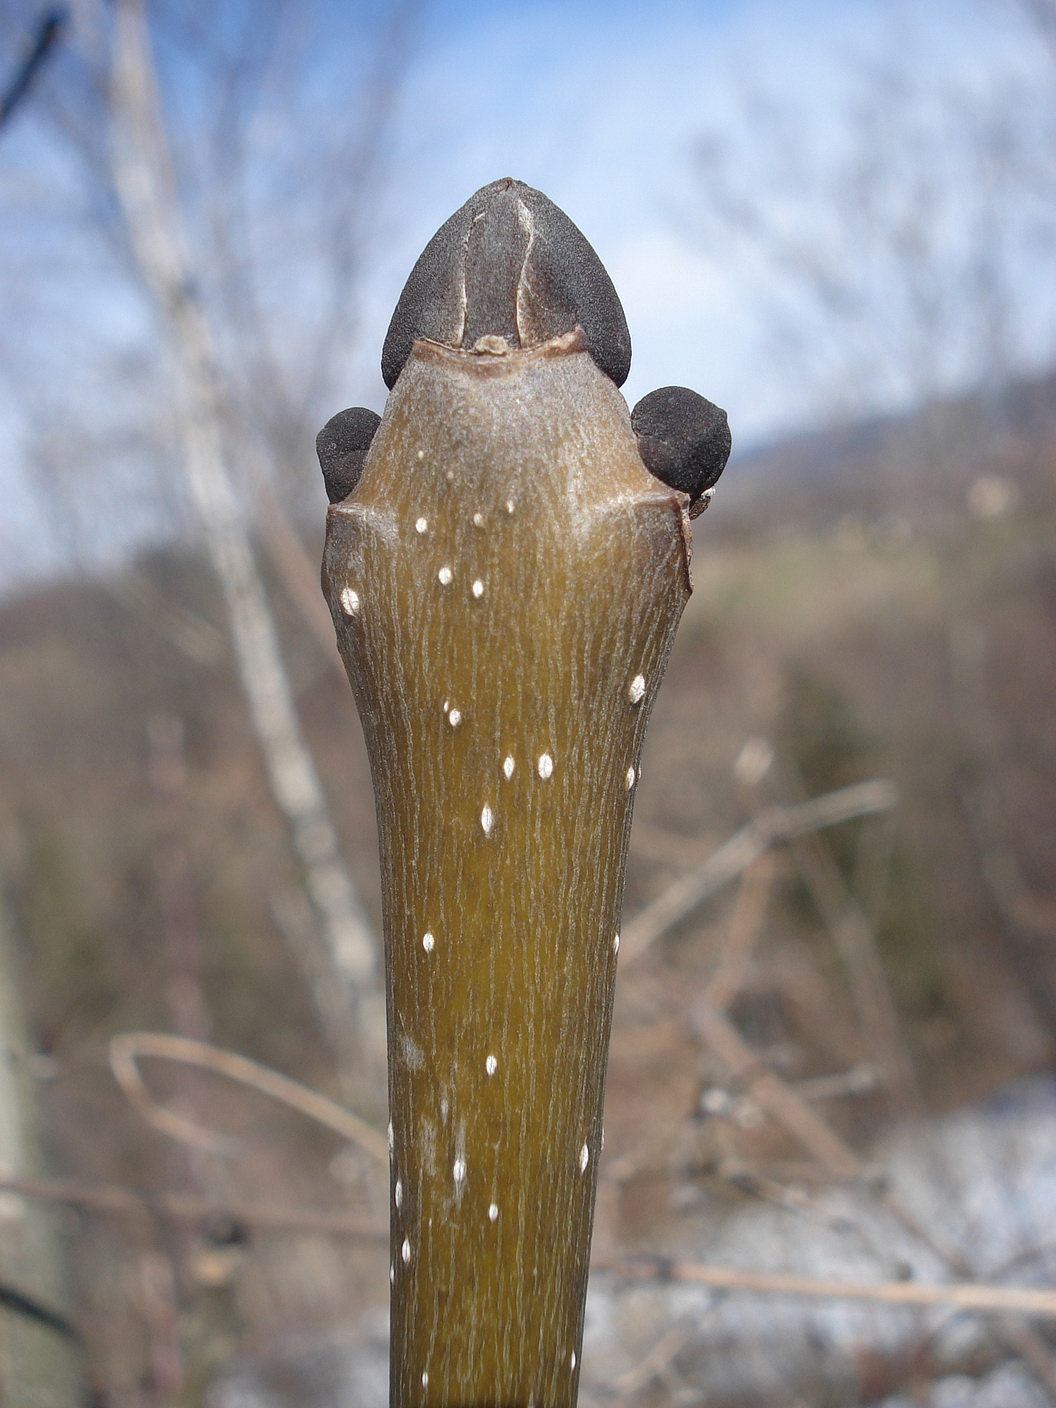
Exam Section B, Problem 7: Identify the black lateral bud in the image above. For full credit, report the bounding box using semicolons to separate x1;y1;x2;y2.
316;407;381;503
631;386;732;511
381;177;631;389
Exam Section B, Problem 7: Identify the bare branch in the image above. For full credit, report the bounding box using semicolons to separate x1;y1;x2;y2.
785;819;921;1116
620;779;899;963
0;7;65;129
603;1257;1056;1320
0;1175;386;1239
701;851;774;1011
108;1032;389;1165
689;998;862;1178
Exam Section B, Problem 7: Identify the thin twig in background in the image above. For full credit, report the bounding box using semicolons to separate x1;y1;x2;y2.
630;821;724;867
786;821;921;1116
621;779;898;963
0;8;66;129
661;770;999;1344
147;713;216;1287
611;1324;694;1396
732;749;919;1114
656;789;1056;1402
853;795;898;927
949;622;1056;959
252;475;345;665
791;1063;881;1102
762;775;1056;1396
702;851;775;1011
271;889;373;1085
689;998;862;1178
690;986;1056;1396
1000;1318;1056;1399
5;1176;1052;1321
136;1250;183;1403
112;572;226;665
108;1032;389;1165
603;1257;1056;1319
691;988;1014;1287
0;1177;387;1240
147;715;209;1044
711;1157;861;1186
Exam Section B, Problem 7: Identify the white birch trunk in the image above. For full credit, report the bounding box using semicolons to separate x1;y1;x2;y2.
107;0;384;1079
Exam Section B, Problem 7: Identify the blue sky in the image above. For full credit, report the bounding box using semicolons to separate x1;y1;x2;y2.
0;0;1052;588
361;0;1053;429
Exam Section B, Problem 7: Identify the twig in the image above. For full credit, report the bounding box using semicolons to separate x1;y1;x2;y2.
713;1157;861;1186
630;823;723;867
785;823;920;1115
621;780;898;963
137;1250;183;1401
109;1032;389;1164
271;890;372;1090
999;1318;1056;1399
604;1257;1056;1319
690;1000;862;1177
0;9;66;129
0;1176;386;1240
148;714;209;1044
691;1001;1056;1396
251;476;346;668
702;852;774;1010
33;1174;1048;1325
792;1063;881;1102
689;997;973;1267
948;620;1056;1052
853;794;897;927
612;1324;694;1395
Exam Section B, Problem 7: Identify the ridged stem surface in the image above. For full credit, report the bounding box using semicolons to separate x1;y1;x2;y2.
324;336;691;1407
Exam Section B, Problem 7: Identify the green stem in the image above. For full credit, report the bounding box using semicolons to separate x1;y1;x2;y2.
324;330;691;1406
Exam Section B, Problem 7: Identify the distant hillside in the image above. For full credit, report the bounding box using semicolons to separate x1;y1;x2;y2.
717;365;1056;537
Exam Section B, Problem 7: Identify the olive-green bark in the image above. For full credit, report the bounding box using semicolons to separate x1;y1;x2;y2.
323;330;691;1407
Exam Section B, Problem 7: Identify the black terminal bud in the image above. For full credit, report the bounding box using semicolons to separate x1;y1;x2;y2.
316;407;381;503
382;177;631;390
631;387;732;512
